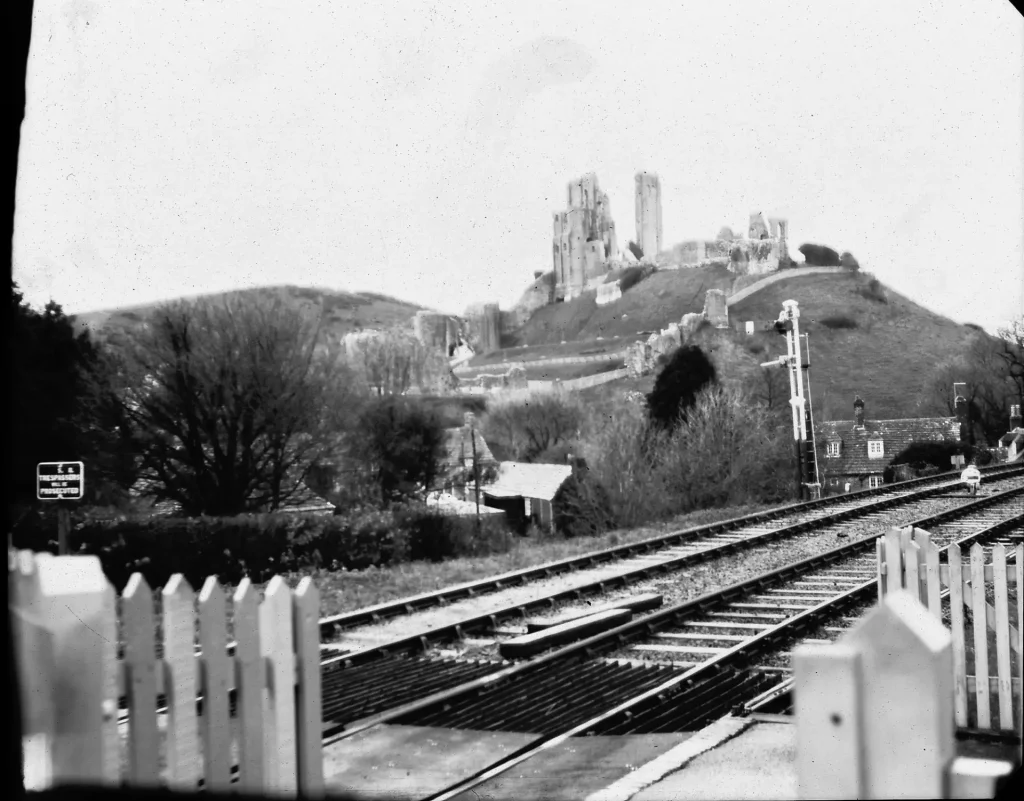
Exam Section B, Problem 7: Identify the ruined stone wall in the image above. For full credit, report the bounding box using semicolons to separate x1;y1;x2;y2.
413;311;451;354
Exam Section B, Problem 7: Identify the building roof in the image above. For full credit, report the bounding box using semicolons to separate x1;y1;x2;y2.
442;425;498;474
816;415;961;476
484;462;573;501
427;492;505;516
998;429;1024;448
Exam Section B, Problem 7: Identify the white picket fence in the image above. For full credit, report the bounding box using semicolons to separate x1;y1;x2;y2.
794;590;1017;799
9;549;324;796
876;527;1022;733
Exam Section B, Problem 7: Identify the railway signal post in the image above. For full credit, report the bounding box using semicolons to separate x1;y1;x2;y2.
762;301;821;501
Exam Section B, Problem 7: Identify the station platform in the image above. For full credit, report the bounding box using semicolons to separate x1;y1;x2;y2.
321;719;1019;801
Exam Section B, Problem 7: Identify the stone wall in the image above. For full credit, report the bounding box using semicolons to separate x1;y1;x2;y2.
457;365;528;394
595;282;622;306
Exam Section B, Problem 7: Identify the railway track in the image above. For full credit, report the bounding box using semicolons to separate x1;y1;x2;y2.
318;464;1022;640
321;466;1024;666
319;491;1023;801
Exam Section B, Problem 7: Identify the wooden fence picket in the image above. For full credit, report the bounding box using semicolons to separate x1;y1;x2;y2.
991;545;1013;730
876;537;886;601
198;577;231;792
10;552;325;796
233;578;265;792
947;543;969;727
122;574;160;785
884;529;903;592
970;543;991;730
294;577;325;797
260;576;298;796
904;537;921;603
163;575;200;789
918;532;942;620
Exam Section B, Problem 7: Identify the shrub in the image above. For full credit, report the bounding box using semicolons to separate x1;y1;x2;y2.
581;385;790;528
798;243;841;267
618;265;650;293
883;441;993;483
819;315;859;330
551;467;617;538
647;344;718;431
856;274;887;304
840;251;860;271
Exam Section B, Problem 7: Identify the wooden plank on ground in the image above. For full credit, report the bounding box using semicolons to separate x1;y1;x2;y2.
524;593;662;633
500;608;632;659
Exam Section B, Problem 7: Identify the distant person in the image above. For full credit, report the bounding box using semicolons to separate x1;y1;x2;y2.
961;462;981;496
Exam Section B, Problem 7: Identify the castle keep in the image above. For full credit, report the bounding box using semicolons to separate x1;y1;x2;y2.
551;173;619;302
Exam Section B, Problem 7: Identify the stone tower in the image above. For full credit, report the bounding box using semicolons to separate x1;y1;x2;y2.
552;172;617;301
634;172;663;260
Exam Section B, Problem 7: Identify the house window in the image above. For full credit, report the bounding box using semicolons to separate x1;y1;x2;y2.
826;442;841;457
868;475;883;489
867;440;884;459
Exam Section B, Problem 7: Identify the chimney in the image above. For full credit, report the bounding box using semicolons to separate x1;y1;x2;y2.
853;396;865;428
1011;404;1022;431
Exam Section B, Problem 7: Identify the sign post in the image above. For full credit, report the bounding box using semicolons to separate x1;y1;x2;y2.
36;462;85;556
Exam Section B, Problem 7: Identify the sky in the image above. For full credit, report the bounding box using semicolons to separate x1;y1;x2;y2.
12;0;1024;332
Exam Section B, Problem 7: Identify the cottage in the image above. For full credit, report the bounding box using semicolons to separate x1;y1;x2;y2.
483;461;573;533
816;396;962;492
439;412;499;499
998;404;1024;462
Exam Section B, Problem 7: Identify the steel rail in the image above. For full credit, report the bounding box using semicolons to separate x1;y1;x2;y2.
418;502;1024;801
322;485;1024;745
320;477;1024;668
739;509;1024;720
317;464;1022;634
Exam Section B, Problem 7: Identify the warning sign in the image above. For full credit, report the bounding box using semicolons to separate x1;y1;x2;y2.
37;462;85;500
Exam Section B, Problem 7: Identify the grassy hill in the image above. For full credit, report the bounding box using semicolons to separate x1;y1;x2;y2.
728;270;976;421
509;268;986;424
507;265;738;346
73;284;431;342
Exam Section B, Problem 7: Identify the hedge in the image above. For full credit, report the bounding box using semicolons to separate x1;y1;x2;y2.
10;505;513;590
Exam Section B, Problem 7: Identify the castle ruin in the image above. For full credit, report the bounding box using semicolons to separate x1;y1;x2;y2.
635;171;663;260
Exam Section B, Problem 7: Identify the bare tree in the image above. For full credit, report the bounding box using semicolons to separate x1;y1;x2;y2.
96;293;357;516
483;391;585;462
350;329;455;396
747;366;789;413
996;317;1024;413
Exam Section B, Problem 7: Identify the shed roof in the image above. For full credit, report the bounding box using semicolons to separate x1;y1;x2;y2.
427;492;505;516
484;462;573;502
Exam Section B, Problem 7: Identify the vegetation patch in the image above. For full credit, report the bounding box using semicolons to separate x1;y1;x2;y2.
818;314;859;330
856;274;887;304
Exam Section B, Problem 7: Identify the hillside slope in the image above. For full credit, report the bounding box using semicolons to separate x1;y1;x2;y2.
508;265;738;346
519;269;985;424
73;285;431;342
728;271;976;421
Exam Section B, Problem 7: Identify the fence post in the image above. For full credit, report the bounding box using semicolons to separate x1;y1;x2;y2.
260;576;298;796
15;553;117;786
794;643;866;798
293;577;324;798
796;590;956;798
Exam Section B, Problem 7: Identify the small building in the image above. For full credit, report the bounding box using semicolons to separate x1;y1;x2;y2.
998;404;1024;462
816;396;962;492
483;461;573;533
439;412;499;498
